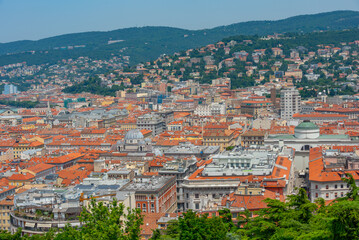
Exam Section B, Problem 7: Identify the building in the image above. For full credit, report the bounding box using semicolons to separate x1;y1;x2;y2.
2;84;19;95
10;189;82;236
265;120;359;170
241;130;267;147
292;113;349;124
181;146;295;211
163;142;220;159
20;163;56;180
8;173;35;187
0;115;22;126
194;103;226;116
0;196;14;231
13;140;44;159
122;176;177;213
309;146;359;202
280;87;301;120
115;129;153;153
240;100;272;118
203;129;236;152
137;114;165;137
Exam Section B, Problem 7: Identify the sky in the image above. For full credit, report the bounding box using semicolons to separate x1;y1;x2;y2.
0;0;359;43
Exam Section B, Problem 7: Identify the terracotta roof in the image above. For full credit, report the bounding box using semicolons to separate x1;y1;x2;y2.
8;173;35;181
23;163;55;174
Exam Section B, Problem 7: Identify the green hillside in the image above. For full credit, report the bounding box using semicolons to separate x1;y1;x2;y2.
0;10;358;66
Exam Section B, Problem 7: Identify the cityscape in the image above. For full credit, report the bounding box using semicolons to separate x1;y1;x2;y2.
1;1;359;239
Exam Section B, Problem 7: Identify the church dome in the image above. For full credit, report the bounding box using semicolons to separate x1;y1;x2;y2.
294;120;320;139
124;129;144;140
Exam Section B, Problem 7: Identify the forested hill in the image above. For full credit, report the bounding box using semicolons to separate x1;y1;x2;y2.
1;10;359;66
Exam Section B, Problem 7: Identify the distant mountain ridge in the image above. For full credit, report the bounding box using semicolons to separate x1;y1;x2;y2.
0;10;359;65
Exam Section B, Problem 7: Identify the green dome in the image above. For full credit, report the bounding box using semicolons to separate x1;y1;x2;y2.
295;120;319;130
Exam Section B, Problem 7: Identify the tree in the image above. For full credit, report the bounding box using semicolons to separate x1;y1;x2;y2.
150;229;161;240
339;173;359;201
55;199;143;240
218;208;235;231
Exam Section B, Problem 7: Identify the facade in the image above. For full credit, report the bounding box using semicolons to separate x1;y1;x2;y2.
13;140;44;159
265;121;356;152
137;114;165;137
0;115;22;126
240;100;272;118
0;196;14;231
293;113;348;124
309;147;359;202
280;87;301;120
265;121;359;170
194;103;226;116
2;84;19;95
20;163;56;180
203;129;236;152
122;176;177;213
10;189;82;236
167;121;183;131
115;129;153;153
241;130;267;147
181;146;295;212
162;142;220;159
156;158;198;212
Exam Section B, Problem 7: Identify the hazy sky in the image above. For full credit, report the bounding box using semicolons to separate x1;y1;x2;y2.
1;0;359;43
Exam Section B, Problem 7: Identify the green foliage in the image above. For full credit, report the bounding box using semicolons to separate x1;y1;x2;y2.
1;199;143;240
155;177;359;240
0;100;39;108
178;210;228;240
56;198;143;240
3;172;359;240
1;11;359;66
225;146;235;151
63;76;125;96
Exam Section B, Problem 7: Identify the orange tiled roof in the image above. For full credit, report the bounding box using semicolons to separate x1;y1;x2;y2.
8;173;35;181
24;163;55;174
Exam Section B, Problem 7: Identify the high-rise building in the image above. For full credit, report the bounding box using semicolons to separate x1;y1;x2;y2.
2;84;19;95
270;87;276;106
280;87;301;120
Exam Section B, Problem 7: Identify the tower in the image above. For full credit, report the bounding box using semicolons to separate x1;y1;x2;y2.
280;87;301;120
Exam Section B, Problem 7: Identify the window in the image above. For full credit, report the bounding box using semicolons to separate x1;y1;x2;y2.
341;184;343;188
315;193;318;198
326;185;329;189
151;203;154;208
195;194;199;199
341;192;344;197
326;193;329;198
315;185;318;190
335;192;338;198
143;203;146;208
137;203;140;208
195;203;200;210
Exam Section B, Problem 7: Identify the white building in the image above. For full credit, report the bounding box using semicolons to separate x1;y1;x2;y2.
194;103;226;116
280;87;301;120
309;148;359;202
265;120;359;170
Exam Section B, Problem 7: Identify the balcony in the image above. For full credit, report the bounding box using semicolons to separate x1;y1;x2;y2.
10;211;81;235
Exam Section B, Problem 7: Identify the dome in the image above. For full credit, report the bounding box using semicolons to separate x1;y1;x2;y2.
294;120;320;139
295;120;319;130
124;129;144;140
